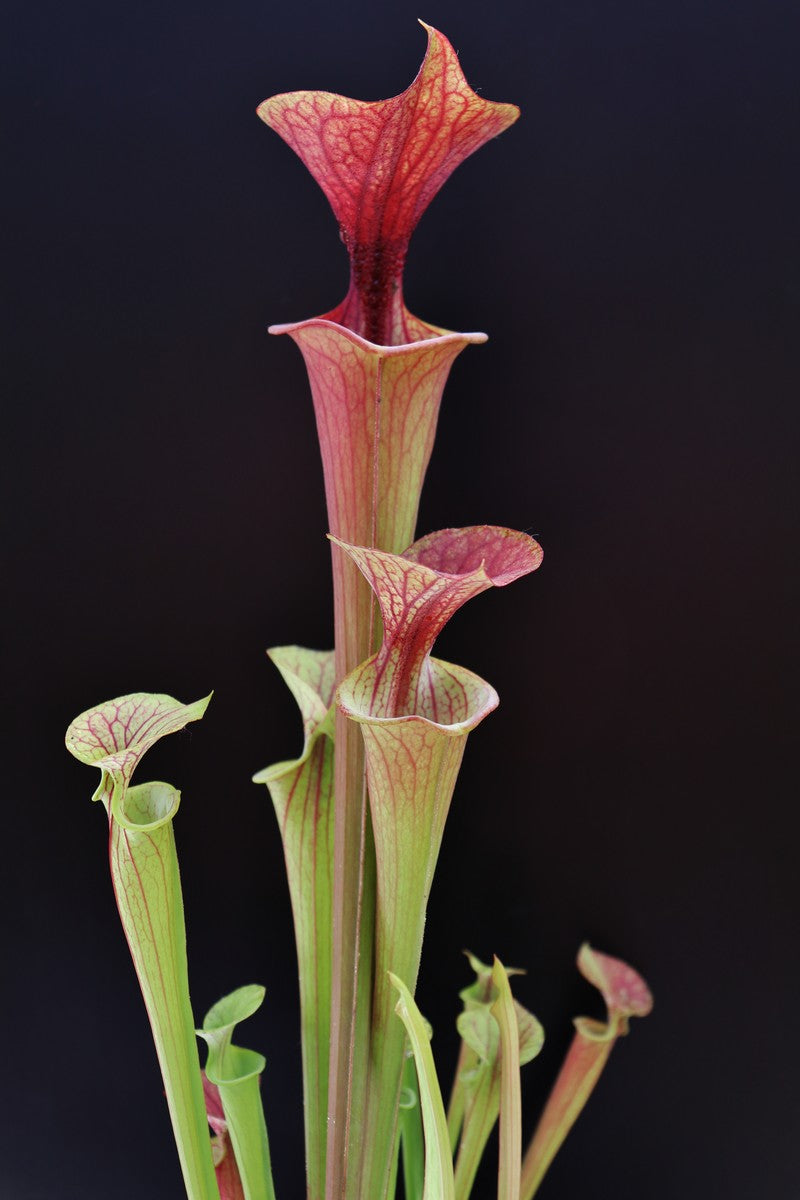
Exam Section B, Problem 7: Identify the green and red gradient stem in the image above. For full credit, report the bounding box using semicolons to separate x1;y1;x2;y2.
259;25;520;1200
336;527;542;1200
520;945;653;1200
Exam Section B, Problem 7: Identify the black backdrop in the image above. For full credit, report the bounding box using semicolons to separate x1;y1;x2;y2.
3;1;799;1197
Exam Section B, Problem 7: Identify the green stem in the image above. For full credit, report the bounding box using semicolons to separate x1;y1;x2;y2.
111;782;220;1200
390;974;455;1200
208;1046;276;1200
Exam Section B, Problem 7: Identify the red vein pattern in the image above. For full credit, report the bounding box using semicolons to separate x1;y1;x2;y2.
259;23;518;345
258;28;521;1200
335;526;542;718
66;692;209;811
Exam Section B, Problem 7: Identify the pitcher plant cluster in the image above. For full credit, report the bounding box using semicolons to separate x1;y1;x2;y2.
66;24;652;1200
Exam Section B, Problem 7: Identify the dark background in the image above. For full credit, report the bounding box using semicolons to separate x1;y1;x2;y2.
3;0;799;1196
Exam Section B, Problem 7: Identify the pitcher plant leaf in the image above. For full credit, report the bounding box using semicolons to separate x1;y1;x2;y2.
520;945;653;1200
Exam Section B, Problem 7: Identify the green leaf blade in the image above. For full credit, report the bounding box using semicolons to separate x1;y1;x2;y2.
253;648;336;1200
491;959;522;1200
450;955;542;1200
390;975;455;1200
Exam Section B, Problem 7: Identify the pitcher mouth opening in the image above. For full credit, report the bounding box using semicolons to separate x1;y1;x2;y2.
337;654;499;731
269;312;487;355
